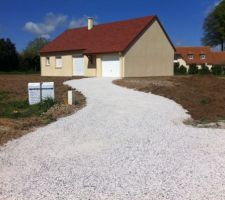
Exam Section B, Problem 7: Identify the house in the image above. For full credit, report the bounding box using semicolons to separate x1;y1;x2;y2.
212;52;225;65
174;46;225;69
40;15;175;77
174;46;213;69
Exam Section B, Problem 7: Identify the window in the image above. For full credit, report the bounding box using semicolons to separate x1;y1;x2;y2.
188;54;194;60
200;54;206;60
56;56;62;68
46;57;50;65
174;54;181;60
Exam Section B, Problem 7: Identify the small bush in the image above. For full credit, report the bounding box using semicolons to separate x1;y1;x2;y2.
174;62;180;74
188;64;198;74
38;98;55;112
200;98;210;105
175;65;187;75
211;65;223;75
199;64;211;75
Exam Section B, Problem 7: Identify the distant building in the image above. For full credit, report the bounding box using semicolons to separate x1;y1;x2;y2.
174;46;225;69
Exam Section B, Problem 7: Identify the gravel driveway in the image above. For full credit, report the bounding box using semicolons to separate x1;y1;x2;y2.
1;78;225;199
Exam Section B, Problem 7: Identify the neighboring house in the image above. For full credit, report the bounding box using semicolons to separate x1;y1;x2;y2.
174;46;213;69
175;46;225;69
40;15;175;77
212;52;225;65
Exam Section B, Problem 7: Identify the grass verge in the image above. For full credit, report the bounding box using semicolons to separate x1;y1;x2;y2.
0;74;86;145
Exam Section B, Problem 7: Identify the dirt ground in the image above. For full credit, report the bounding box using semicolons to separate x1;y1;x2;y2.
114;75;225;123
0;74;86;145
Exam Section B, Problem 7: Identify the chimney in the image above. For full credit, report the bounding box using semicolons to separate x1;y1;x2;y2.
88;17;94;30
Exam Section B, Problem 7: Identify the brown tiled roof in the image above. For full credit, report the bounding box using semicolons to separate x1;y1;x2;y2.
211;52;225;65
175;46;212;64
176;46;225;65
40;15;175;54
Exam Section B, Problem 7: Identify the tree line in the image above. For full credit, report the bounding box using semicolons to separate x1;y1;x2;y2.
0;38;49;72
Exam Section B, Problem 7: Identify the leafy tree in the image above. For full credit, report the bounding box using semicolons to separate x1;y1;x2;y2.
20;38;49;72
0;38;19;71
23;38;49;55
202;0;225;51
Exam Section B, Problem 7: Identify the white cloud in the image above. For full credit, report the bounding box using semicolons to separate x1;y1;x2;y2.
24;12;67;39
69;15;98;29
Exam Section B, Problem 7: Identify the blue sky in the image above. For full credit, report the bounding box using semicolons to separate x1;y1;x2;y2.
0;0;220;51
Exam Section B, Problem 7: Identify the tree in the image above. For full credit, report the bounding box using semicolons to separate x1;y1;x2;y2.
202;0;225;51
23;38;49;55
20;38;49;72
0;38;19;71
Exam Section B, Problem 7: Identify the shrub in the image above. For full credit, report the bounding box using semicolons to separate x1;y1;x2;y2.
38;98;55;112
199;64;211;75
174;62;180;74
188;64;198;74
179;65;187;74
211;65;223;75
200;98;210;105
175;65;187;75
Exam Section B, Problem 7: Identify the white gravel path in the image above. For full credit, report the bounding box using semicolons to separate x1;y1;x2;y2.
1;78;225;199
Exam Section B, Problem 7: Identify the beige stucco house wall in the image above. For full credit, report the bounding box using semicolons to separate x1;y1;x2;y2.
41;54;73;77
41;53;98;77
41;20;174;77
123;20;174;77
41;53;124;77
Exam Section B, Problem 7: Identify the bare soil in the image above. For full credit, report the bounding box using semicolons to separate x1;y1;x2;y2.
0;74;86;145
114;75;225;123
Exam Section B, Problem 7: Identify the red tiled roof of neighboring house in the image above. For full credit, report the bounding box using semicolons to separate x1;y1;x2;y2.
40;15;175;54
175;46;212;64
211;52;225;65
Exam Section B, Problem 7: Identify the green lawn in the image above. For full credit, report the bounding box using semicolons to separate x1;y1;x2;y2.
0;91;55;119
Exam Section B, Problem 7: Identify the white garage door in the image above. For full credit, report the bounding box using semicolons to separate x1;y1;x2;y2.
102;55;120;77
73;55;84;76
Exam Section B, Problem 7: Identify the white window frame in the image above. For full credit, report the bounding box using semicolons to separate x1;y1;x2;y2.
188;54;194;60
46;57;50;66
55;56;62;68
200;54;206;60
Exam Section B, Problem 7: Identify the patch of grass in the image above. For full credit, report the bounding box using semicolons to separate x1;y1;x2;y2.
200;98;210;105
0;74;86;146
0;92;55;119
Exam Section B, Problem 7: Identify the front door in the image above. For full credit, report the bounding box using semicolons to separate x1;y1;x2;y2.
73;55;84;76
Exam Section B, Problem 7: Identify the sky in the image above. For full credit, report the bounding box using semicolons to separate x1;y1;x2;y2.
0;0;221;52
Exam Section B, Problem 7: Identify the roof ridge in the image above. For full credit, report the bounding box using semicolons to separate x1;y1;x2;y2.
66;15;156;31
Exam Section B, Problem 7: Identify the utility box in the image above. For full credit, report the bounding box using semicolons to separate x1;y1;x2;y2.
28;82;41;105
28;82;54;105
68;90;75;105
41;82;54;100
